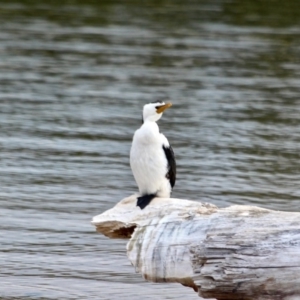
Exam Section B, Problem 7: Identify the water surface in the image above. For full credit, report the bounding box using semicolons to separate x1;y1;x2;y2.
1;0;300;299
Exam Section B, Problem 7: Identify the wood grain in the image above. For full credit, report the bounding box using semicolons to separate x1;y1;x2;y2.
92;195;300;300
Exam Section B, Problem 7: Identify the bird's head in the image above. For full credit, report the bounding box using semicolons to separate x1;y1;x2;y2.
143;101;172;123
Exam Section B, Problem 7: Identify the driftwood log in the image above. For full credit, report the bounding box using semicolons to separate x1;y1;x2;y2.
91;195;300;300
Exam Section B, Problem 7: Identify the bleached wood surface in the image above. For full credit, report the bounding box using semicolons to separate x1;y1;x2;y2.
92;195;300;300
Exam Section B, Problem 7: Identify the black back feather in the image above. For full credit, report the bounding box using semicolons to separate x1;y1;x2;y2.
162;145;176;188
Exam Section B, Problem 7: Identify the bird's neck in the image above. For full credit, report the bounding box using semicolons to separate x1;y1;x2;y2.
142;120;159;131
136;121;160;142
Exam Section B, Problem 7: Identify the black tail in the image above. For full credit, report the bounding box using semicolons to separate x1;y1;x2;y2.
137;194;156;209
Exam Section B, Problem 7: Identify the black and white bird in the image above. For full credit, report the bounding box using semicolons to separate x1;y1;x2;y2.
130;101;176;209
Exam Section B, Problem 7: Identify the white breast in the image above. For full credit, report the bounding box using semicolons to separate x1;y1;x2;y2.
130;122;171;197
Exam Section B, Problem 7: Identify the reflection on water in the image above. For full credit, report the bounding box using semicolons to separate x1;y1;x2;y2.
0;0;300;299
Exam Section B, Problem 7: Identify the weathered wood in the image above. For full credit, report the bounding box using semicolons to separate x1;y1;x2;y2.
92;195;300;300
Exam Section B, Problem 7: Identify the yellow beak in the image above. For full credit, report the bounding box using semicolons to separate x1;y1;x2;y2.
156;102;172;114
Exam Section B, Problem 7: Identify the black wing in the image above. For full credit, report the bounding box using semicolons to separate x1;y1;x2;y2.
162;145;176;188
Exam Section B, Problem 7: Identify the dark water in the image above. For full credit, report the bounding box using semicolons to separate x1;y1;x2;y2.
1;1;300;299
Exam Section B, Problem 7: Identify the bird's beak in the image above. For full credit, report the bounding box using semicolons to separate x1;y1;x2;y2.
156;102;172;114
